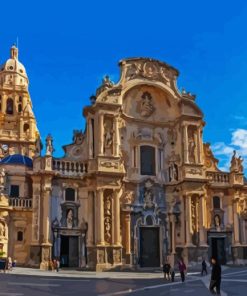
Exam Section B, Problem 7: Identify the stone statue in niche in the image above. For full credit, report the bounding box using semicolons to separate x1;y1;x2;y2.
104;195;112;243
45;134;54;156
139;92;155;118
0;168;6;194
188;132;196;163
191;199;197;232
66;209;73;229
143;180;155;209
104;216;111;243
169;163;178;182
104;119;113;153
230;150;244;173
214;214;221;228
0;222;5;237
104;196;111;216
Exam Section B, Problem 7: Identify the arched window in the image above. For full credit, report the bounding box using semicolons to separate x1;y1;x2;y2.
65;188;75;201
213;196;220;209
17;231;23;241
140;145;156;175
6;98;13;115
23;123;29;133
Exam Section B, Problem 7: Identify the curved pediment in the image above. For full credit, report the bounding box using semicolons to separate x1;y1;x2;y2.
122;84;180;123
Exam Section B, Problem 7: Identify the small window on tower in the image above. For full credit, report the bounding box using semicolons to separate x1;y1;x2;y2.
6;98;13;115
18;104;22;113
17;231;23;242
23;123;29;133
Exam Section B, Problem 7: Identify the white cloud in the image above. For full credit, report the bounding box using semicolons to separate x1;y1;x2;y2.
211;128;247;173
231;129;247;149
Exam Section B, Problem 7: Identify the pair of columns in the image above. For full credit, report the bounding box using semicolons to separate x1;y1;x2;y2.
98;114;120;157
183;124;203;164
184;194;207;247
87;189;121;246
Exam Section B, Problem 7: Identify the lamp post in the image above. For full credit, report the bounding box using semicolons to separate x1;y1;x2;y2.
52;218;59;259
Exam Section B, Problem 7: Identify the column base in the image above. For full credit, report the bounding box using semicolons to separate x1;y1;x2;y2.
87;245;123;271
39;244;52;270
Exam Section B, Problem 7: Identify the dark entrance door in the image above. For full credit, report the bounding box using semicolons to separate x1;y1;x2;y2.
211;237;226;265
140;227;160;267
60;236;79;267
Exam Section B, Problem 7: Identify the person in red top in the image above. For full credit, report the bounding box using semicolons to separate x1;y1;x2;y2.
178;258;186;282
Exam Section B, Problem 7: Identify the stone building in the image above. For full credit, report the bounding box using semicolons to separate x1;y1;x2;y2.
0;45;247;270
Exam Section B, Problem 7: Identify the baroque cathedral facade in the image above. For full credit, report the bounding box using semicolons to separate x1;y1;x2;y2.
0;45;247;270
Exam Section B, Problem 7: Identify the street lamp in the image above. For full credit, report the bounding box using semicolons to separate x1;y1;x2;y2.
52;218;59;259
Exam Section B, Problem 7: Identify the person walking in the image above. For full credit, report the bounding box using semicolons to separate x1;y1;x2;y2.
209;257;221;295
201;259;207;276
170;267;175;282
163;261;171;280
56;258;60;272
178;258;186;282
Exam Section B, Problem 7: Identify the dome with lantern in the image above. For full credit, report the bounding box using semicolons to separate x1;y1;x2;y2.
0;45;29;88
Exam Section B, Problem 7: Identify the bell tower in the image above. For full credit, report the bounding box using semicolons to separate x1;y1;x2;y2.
0;45;40;158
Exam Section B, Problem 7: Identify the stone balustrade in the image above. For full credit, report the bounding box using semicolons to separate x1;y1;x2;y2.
206;171;230;184
9;197;32;208
53;159;88;176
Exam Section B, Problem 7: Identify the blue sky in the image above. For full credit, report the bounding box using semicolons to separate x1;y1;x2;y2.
1;0;247;171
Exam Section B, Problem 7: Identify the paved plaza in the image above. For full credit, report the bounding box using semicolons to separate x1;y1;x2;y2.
0;266;246;295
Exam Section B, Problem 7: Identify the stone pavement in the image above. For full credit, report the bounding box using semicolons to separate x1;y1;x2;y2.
8;267;201;279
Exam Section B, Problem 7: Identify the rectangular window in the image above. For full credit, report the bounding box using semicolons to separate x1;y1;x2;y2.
140;146;156;175
10;185;19;198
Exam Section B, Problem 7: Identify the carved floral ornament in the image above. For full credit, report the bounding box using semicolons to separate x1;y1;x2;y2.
124;60;176;85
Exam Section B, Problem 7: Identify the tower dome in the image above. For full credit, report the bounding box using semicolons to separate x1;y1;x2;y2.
0;45;29;88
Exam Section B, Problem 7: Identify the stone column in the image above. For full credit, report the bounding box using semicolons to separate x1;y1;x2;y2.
113;191;121;245
42;187;51;244
124;213;131;254
96;189;104;245
183;125;189;163
87;191;94;246
197;127;203;164
185;194;193;246
171;215;176;254
98;114;104;155
88;118;93;159
199;195;207;246
233;201;240;245
113;117;119;157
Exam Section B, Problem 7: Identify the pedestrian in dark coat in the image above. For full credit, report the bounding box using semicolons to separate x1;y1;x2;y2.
201;259;207;276
178;259;186;282
209;257;221;295
163;261;171;280
170;267;175;282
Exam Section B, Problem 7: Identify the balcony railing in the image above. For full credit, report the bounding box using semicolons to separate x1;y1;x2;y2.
9;198;32;208
206;171;230;184
53;159;88;176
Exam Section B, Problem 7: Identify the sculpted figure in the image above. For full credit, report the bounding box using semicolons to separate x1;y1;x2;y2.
0;168;6;193
66;209;73;229
214;215;221;228
140;92;155;117
104;121;113;150
0;222;5;237
188;136;196;163
169;163;178;182
45;134;54;156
